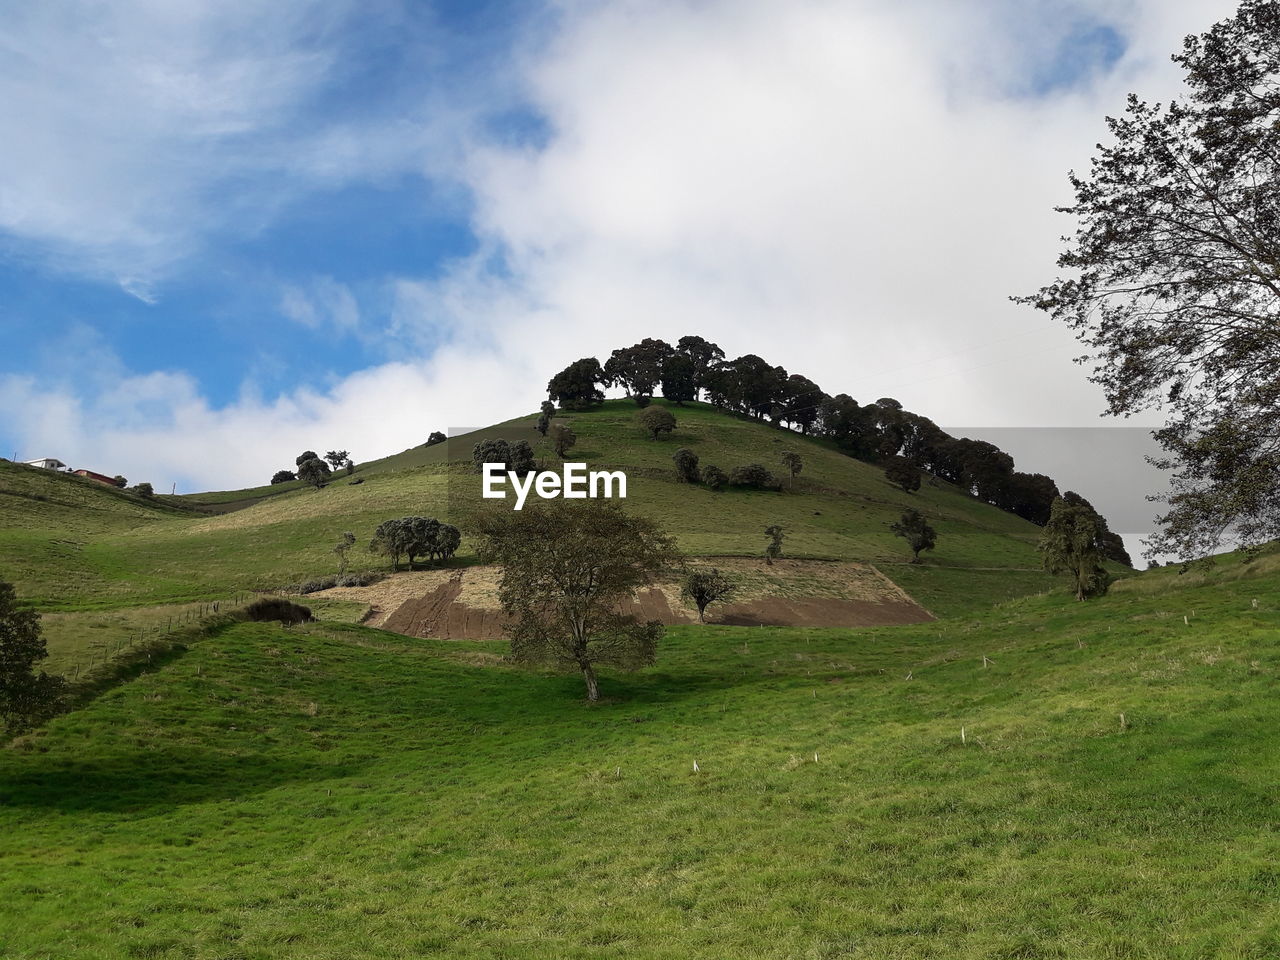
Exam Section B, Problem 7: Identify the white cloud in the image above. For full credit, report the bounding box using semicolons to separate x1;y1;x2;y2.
2;0;1244;491
0;0;480;293
280;276;360;333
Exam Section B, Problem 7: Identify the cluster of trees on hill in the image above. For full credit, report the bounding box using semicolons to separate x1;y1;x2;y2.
271;450;353;488
547;336;1129;564
369;517;461;570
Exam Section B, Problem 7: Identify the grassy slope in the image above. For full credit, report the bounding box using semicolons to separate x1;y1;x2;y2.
2;555;1277;958
2;402;1059;615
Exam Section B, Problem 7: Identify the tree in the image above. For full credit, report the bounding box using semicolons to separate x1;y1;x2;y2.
729;463;775;489
536;400;556;436
112;475;127;488
676;335;725;400
334;531;356;574
702;465;728;491
682;568;736;622
368;517;459;570
780;375;826;434
1002;472;1060;526
884;456;922;493
1021;1;1280;560
370;519;412;570
637;405;676;439
297;458;331;489
271;470;295;485
660;353;697;405
704;355;787;419
132;482;154;498
547;358;607;411
672;447;700;483
0;580;64;734
433;523;462;562
509;440;537;476
764;525;784;565
472;439;536;475
473;438;511;473
550;423;577;458
476;500;681;701
779;451;803;488
324;450;349;471
891;509;936;563
296;451;319;467
1062;491;1132;567
1040;496;1112;600
425;431;447;447
344;459;355;477
605;339;673;403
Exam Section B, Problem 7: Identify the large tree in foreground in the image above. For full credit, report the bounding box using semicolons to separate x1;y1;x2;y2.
1021;1;1280;559
0;581;64;734
1039;497;1112;601
477;501;681;701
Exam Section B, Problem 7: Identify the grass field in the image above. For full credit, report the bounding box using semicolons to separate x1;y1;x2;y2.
1;401;1060;616
1;550;1276;958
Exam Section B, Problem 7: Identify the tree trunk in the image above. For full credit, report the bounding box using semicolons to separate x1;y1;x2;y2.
581;662;600;701
697;604;706;623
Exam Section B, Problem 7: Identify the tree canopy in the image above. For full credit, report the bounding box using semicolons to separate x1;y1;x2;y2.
1039;497;1112;600
682;567;736;622
1022;1;1280;559
369;517;460;570
547;358;607;411
0;580;63;734
477;501;680;701
297;458;331;489
891;509;936;563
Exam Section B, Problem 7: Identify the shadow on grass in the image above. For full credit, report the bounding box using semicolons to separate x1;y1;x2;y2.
0;749;348;813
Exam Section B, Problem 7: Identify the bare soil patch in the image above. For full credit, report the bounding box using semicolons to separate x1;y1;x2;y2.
314;559;933;640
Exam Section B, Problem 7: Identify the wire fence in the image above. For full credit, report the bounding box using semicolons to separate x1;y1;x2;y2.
60;592;260;681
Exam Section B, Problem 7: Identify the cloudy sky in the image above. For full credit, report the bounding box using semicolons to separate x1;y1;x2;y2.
0;0;1239;539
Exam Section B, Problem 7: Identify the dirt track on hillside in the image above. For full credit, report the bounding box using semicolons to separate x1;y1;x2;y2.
312;559;933;640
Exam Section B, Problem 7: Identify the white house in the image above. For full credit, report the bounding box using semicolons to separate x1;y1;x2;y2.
22;458;67;470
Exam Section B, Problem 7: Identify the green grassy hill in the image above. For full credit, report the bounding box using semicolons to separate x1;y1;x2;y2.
2;548;1276;958
2;401;1060;618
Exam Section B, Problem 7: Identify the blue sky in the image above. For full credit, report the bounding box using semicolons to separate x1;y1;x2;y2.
0;0;1235;536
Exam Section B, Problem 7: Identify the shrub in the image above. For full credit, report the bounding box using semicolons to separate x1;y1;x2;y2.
673;447;700;483
550;423;577;458
703;465;728;491
637;405;676;439
288;576;336;595
729;463;775;489
243;598;312;625
425;431;447;447
132;482;154;498
271;470;295;485
337;572;384;588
